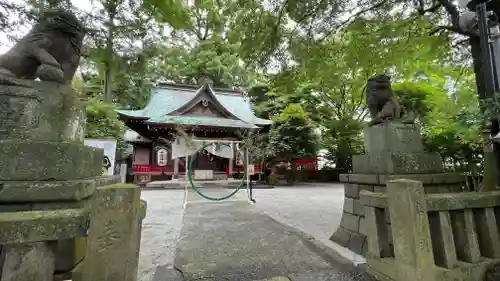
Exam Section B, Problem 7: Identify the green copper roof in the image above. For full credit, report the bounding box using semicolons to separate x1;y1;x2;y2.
116;83;272;127
148;116;259;128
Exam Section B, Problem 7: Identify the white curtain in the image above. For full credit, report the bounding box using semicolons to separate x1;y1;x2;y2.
171;137;235;159
205;142;233;159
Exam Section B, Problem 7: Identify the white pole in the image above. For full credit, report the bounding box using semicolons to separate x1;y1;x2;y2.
120;163;127;183
245;146;250;202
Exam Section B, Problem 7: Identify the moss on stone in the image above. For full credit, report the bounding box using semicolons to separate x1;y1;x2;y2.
100;183;138;189
0;208;88;244
0;140;102;181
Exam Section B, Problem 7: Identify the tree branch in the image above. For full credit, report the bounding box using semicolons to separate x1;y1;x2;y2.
418;3;442;14
429;25;478;38
320;0;390;40
438;0;460;25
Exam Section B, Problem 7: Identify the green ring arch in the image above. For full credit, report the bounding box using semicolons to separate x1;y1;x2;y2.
187;142;247;201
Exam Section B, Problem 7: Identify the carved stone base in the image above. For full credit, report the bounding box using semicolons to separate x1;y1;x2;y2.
331;173;466;255
363;122;423;154
330;122;465;256
0;76;85;142
1;242;56;281
0;140;103;181
0;176;120;273
352;152;443;174
81;184;145;281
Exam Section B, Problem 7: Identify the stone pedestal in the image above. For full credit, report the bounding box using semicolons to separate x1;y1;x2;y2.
0;77;123;279
330;122;466;256
80;185;145;281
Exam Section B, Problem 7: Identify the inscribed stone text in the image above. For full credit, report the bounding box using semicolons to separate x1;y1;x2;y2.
96;220;120;253
0;97;20;134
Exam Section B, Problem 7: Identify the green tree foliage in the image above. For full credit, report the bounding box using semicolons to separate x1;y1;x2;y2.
267;103;319;183
141;0;191;29
393;71;483;176
85;97;125;139
267;104;320;160
251;16;450;170
153;39;249;87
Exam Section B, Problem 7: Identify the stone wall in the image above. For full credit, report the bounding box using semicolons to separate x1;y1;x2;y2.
330;122;466;256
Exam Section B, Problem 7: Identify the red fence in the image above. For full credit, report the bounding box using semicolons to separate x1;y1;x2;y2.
133;157;320;177
229;157;319;177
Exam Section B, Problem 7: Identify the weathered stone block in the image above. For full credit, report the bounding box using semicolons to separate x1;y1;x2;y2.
346;174;380;184
380;173;465;185
0;140;103;181
386;224;393;244
363;122;423;154
352;152;443;174
450;209;481;263
0;79;85;142
339;174;349;182
362;241;368;256
343;198;354;214
341;212;360;232
359;217;367;236
81;184;143;281
0;176;116;202
345;183;360;199
330;226;351;247
0;209;88;244
126;199;148;279
1;242;56;281
353;199;365;216
386;179;435;280
55;238;86;273
359;184;374;192
348;232;366;254
374;185;386;193
31;197;92;211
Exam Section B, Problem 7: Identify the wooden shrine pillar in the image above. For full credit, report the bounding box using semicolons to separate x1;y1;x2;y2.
173;158;179;179
228;143;234;178
185;155;189;180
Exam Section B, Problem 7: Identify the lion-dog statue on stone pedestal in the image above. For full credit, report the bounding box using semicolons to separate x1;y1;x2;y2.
0;9;87;84
365;74;410;126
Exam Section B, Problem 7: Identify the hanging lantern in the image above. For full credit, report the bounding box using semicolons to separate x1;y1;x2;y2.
157;148;168;167
236;150;243;165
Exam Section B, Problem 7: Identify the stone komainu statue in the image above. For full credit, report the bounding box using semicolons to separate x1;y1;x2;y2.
0;9;86;84
365;74;404;126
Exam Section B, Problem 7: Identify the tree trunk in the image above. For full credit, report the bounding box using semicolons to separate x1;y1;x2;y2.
289;159;297;185
335;142;353;172
104;4;117;103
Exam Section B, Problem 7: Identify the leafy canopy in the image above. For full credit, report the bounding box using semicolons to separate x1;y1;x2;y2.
267;104;320;160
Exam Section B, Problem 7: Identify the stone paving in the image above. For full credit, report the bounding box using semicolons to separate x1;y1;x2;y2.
138;189;185;281
138;183;364;281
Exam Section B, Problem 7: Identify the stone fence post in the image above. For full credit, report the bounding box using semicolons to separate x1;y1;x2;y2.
79;184;145;281
386;179;435;281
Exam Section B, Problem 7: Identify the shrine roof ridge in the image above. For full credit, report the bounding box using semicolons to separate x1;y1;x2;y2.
155;82;243;95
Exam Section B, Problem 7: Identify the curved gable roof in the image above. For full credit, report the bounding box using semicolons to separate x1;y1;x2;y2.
116;83;272;127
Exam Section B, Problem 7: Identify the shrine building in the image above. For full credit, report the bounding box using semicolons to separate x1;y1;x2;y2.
117;82;272;184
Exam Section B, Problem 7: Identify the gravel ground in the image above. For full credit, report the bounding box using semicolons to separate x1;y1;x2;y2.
137;183;346;281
